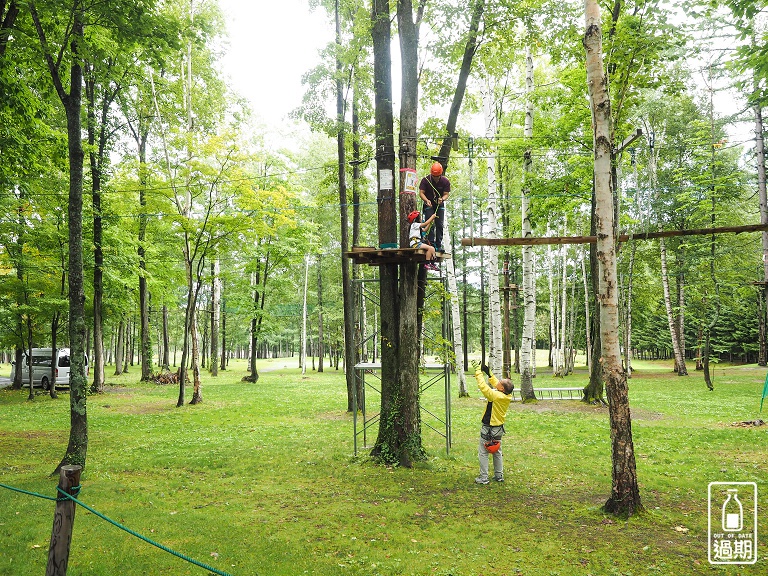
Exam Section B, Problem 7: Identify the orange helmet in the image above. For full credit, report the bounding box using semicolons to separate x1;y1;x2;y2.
407;210;421;223
485;440;501;454
430;162;443;177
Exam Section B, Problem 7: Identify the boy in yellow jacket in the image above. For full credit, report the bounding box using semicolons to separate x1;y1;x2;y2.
471;361;514;484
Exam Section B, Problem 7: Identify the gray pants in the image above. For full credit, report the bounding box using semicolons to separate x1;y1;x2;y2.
478;424;504;481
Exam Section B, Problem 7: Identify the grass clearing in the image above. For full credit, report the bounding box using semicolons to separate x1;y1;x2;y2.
1;358;766;575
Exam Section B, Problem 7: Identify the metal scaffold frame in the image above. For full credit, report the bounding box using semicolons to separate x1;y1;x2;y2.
352;273;452;456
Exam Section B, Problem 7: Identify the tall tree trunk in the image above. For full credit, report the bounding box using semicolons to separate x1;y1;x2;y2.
436;0;484;165
115;318;125;375
50;306;60;399
624;243;636;377
123;318;131;372
131;316;136;366
581;250;591;372
703;329;713;390
246;264;262;383
85;71;108;395
352;83;363;404
433;0;482;380
547;236;558;374
462;220;469;372
138;140;153;382
301;255;309;375
395;0;424;463
124;84;155;382
585;186;604;401
759;292;767;368
189;304;202;404
500;162;511;379
648;127;687;375
558;232;568;376
201;291;208;370
370;0;424;467
177;255;193;405
32;3;88;471
755;96;768;366
448;229;468;396
585;0;641;516
335;1;357;409
532;251;538;377
210;259;219;376
660;238;687;375
676;246;687;367
177;11;195;405
361;283;368;363
567;279;576;374
484;93;503;375
703;108;721;390
317;253;324;373
502;254;511;378
220;300;227;371
370;0;397;464
512;262;521;374
480;216;486;366
162;305;170;371
0;1;19;58
520;44;536;401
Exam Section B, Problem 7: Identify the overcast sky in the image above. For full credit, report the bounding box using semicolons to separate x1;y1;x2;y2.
217;0;335;134
214;2;751;154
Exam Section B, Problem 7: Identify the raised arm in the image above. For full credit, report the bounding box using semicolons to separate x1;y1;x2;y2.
420;211;437;229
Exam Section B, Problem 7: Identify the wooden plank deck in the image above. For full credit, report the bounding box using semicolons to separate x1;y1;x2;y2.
346;246;451;266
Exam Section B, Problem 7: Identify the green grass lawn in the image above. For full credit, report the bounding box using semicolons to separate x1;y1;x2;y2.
1;358;766;575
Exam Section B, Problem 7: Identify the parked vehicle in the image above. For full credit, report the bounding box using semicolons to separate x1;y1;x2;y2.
10;348;89;390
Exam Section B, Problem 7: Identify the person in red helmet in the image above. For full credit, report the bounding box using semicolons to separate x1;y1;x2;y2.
407;210;438;270
418;162;450;253
471;360;514;484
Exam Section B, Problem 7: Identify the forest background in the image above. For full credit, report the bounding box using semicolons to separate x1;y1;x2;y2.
2;1;768;419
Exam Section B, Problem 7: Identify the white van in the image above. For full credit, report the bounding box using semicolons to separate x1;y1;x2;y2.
10;348;89;390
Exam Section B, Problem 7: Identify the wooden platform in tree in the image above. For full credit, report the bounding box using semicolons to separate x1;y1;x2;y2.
346;246;452;266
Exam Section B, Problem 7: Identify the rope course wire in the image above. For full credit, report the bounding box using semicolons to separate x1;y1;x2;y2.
0;481;237;576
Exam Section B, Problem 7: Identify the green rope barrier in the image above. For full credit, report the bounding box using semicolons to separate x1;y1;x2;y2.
0;482;236;576
0;482;58;501
56;487;235;576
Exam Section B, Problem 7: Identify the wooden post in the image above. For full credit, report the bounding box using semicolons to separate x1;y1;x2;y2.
46;465;82;576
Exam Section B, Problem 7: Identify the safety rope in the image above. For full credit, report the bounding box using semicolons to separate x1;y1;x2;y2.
0;482;235;576
0;482;60;501
55;487;235;576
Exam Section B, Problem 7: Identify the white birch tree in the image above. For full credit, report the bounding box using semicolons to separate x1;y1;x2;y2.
581;249;591;371
585;0;641;515
559;234;568;376
301;255;309;375
519;46;537;399
445;247;468;396
650;131;688;375
484;92;503;375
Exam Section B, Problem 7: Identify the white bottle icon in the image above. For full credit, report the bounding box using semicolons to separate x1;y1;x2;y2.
722;489;743;532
